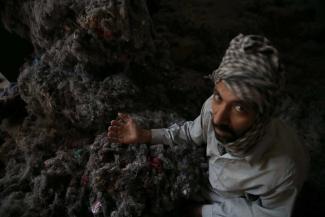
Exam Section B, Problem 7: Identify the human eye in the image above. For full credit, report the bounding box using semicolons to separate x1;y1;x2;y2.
233;104;247;113
213;93;221;102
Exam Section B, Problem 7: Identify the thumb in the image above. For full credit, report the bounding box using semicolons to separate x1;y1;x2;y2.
117;112;130;122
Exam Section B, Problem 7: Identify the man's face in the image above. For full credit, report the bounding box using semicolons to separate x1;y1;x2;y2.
211;81;257;143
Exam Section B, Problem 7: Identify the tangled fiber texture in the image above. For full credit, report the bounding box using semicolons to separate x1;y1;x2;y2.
0;0;209;216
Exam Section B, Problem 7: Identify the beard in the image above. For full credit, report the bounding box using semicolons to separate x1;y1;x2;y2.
212;123;238;143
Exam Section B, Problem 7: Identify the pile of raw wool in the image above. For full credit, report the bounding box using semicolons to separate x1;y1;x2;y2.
0;0;209;217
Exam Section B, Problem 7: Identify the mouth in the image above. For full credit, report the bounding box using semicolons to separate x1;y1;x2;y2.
213;126;236;142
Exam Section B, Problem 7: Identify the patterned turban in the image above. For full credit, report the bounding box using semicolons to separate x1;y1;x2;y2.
212;33;285;116
211;34;286;157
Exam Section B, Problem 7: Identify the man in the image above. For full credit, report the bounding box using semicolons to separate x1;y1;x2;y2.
107;34;309;217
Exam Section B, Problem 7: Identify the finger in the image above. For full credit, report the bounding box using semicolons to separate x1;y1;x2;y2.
107;131;118;139
107;126;113;132
110;126;122;134
111;120;123;126
117;112;130;122
107;129;117;138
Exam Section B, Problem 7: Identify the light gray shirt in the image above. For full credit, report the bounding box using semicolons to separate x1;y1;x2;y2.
151;95;309;217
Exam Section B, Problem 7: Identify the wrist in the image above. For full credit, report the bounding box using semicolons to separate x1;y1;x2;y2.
138;129;151;144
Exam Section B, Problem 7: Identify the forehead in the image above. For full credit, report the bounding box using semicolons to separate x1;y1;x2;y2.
214;81;242;102
214;81;259;113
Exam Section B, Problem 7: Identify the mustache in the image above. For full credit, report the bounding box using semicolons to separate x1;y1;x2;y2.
212;123;236;136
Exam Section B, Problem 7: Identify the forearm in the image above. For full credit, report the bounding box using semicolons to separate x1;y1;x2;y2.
149;115;205;146
150;128;174;145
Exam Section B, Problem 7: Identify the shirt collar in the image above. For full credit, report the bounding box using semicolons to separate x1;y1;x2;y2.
244;118;276;164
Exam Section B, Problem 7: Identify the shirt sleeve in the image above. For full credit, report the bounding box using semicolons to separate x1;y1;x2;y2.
150;99;209;146
201;177;299;217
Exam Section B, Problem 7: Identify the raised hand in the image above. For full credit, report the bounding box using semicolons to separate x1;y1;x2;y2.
107;112;151;144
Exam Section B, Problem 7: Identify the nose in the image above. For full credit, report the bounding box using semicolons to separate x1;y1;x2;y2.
212;104;230;125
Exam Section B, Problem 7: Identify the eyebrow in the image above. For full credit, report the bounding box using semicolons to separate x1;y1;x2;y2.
213;88;221;97
213;88;251;107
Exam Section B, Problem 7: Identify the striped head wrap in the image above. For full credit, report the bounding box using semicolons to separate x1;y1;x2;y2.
212;34;285;157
